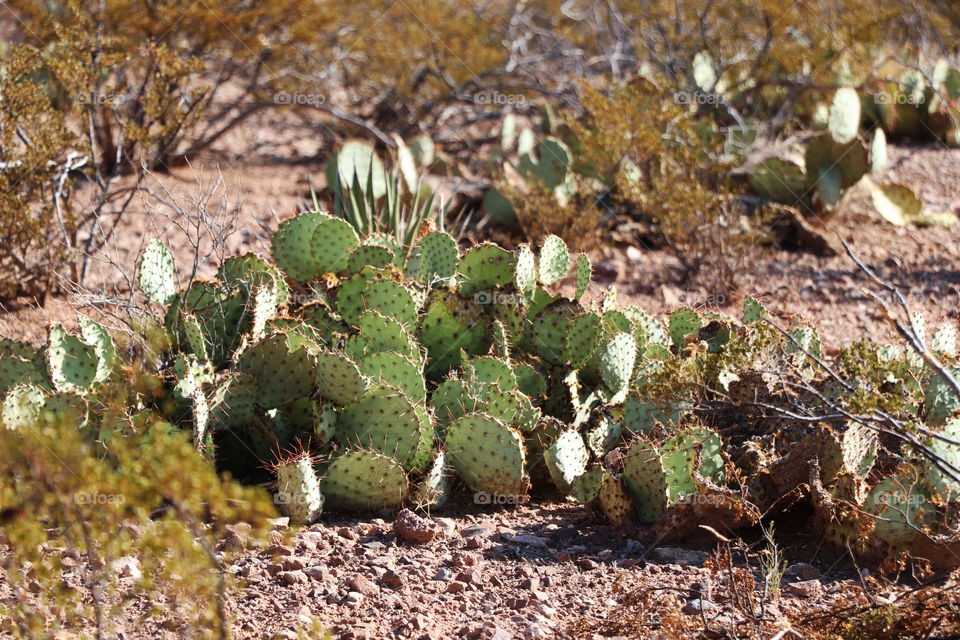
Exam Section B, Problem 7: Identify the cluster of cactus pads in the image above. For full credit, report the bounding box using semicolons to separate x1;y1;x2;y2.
2;212;959;568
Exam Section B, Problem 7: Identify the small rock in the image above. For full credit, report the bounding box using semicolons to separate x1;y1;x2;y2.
338;526;359;540
624;539;642;553
267;517;289;531
490;629;512;640
523;623;546;639
296;531;326;551
345;591;364;606
507;597;529;609
683;599;718;615
348;574;379;596
221;522;252;551
110;556;141;579
461;525;492;538
305;566;328;580
394;508;441;544
465;536;485;549
436;517;457;537
785;563;820;581
785;580;822;598
382;569;405;588
506;534;549;547
278;570;306;585
651;547;708;566
275;555;306;571
447;581;466;593
521;577;540;590
433;569;455;582
577;558;599;571
458;569;481;584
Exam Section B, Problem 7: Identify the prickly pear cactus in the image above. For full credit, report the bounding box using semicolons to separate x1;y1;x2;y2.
138;239;177;305
275;453;325;525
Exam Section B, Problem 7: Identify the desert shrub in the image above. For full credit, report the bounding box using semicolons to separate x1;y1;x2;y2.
0;415;278;638
569;80;769;285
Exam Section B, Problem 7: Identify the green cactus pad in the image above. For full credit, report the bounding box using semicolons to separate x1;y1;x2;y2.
446;413;528;497
623;440;670;524
544;429;589;491
237;332;316;409
923;418;960;501
271;212;329;281
337;384;434;473
39;392;88;430
828;87;861;145
329;139;387;199
923;366;960;426
490;319;511;360
599;332;637;395
275;455;324;525
0;339;38;360
565;312;602;369
660;426;725;501
1;383;45;430
586;416;623;458
208;374;257;431
568;466;605;505
574;253;591;300
313;351;369;407
668;307;701;350
413;451;452;510
514;364;547;398
347;244;394;273
531;300;579;365
180;312;209;361
138;239;177;305
47;324;100;393
932;323;957;355
337;268;418;326
321;450;409;511
805;134;868;191
865;463;935;550
0;357;48;394
538;235;570;286
623;306;669;347
430;379;479;429
871;129;887;173
518;137;572;190
78;317;117;384
217;252;289;308
419;291;490;379
465;356;517;391
457;243;517;297
514;244;537;294
484;188;517;227
309;218;360;274
748;157;807;204
357;351;426;403
742;295;768;325
418;231;459;283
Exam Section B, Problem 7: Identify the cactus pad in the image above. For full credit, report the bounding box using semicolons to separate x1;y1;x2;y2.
574;253;591;300
418;231;459;283
321;450;409;511
457;243;517;296
272;211;329;281
544;428;589;490
138;239;177;305
623;440;670;524
538;235;569;286
275;454;324;525
47;324;99;393
446;413;528;497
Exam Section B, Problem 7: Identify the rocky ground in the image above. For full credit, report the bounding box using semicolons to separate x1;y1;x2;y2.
6;496;955;639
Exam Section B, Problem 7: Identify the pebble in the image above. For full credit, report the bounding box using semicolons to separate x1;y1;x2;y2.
110;556;141;579
348;574;379;596
433;569;455;581
785;562;820;581
577;558;599;571
381;569;404;588
278;570;306;585
345;591;364;606
394;508;441;544
461;525;492;538
785;579;822;598
506;534;549;547
683;599;718;614
651;547;708;566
